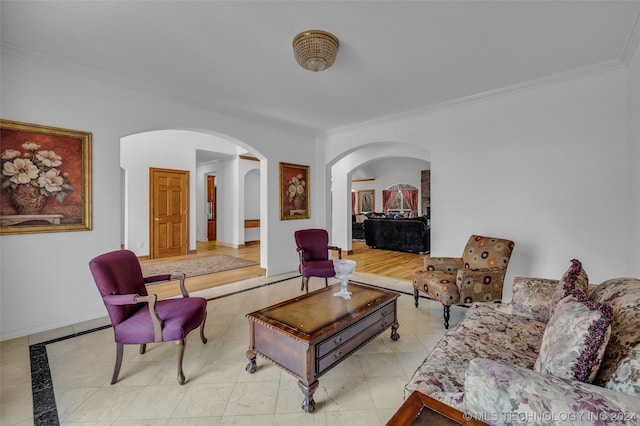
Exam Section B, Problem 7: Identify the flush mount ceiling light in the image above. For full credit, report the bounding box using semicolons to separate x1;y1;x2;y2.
292;30;339;72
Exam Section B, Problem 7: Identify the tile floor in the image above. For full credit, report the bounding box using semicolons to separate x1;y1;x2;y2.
1;272;467;425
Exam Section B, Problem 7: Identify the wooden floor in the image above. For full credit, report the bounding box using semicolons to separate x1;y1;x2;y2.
142;240;428;299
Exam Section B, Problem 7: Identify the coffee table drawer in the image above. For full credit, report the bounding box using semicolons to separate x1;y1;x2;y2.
316;309;396;374
317;304;395;358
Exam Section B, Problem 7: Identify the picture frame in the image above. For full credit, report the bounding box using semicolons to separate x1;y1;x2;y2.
280;162;309;220
358;189;375;213
0;119;92;234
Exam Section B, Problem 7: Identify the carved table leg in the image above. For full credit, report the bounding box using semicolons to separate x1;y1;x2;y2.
390;322;400;341
245;350;257;374
298;380;319;413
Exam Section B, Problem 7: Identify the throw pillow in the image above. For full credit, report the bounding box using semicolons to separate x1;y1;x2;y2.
605;343;640;398
549;259;589;318
534;293;613;383
589;277;640;386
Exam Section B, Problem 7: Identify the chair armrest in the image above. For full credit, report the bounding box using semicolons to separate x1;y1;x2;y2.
456;268;505;303
144;274;172;284
103;294;139;305
423;257;463;272
144;273;189;298
464;358;640;425
135;294;163;342
511;276;560;322
328;245;342;259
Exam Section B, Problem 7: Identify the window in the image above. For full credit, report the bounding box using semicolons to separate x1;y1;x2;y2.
383;184;418;217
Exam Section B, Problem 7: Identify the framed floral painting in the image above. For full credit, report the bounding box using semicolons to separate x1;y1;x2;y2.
280;162;309;220
0;119;92;234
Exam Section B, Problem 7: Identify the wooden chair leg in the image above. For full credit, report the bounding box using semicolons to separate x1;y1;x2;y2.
111;343;124;385
139;343;146;354
443;305;451;329
324;277;328;287
300;275;305;291
200;313;208;344
176;339;186;385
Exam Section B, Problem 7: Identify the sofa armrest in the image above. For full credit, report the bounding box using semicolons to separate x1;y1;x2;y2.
424;257;464;272
464;358;640;426
510;276;560;322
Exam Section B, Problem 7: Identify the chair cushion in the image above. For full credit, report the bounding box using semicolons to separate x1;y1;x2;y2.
114;297;207;344
413;270;460;305
534;294;613;383
301;259;335;278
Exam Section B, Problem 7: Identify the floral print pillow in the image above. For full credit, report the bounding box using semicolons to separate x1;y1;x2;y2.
605;343;640;398
589;278;640;388
511;277;562;323
535;294;613;383
549;259;590;317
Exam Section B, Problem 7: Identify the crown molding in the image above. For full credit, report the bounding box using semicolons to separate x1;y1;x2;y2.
0;43;317;137
622;11;640;65
324;58;627;137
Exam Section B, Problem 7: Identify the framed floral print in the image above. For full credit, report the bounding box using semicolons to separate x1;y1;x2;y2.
0;119;92;234
280;162;309;220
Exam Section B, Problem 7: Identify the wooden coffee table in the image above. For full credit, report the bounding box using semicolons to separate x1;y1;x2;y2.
245;281;400;412
387;391;489;425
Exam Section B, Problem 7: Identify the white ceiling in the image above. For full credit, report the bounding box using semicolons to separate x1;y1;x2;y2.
2;1;639;134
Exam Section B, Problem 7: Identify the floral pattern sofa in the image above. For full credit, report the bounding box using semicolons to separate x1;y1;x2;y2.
405;260;640;425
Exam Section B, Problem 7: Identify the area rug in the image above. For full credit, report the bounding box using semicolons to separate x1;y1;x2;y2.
141;255;258;278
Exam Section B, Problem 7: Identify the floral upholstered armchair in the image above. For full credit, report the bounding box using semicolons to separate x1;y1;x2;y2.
413;235;515;328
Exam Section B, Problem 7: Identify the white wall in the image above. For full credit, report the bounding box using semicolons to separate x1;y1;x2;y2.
323;66;634;301
121;130;240;255
628;44;640;277
0;52;315;340
244;168;261;242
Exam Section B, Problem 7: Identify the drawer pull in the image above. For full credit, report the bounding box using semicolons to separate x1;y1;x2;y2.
381;310;388;317
381;321;388;329
333;350;343;360
333;336;343;345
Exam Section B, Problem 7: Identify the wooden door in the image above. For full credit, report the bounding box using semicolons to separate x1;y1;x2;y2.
150;168;189;259
207;175;216;241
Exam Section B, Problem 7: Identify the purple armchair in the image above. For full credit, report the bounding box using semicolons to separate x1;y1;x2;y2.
295;229;342;293
89;249;207;385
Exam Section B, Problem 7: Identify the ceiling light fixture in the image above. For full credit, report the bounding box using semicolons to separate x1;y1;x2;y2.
292;30;339;72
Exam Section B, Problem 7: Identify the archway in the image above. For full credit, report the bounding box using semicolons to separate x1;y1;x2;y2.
120;129;265;264
327;142;431;254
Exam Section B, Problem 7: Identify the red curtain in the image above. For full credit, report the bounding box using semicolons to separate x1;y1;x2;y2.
382;190;396;214
351;191;356;215
401;189;419;218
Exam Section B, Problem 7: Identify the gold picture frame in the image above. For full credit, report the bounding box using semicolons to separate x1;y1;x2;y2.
280;162;309;220
358;189;375;213
0;119;92;234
